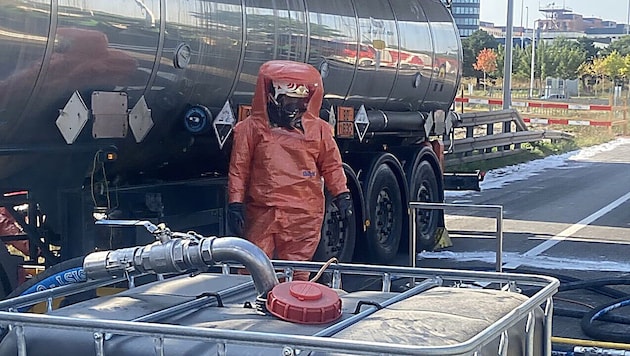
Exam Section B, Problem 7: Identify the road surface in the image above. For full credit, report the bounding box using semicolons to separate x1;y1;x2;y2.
419;137;630;346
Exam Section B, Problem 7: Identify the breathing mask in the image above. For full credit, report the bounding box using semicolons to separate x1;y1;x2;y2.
268;81;309;129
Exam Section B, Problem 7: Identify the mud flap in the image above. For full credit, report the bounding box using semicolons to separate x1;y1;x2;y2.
443;171;485;191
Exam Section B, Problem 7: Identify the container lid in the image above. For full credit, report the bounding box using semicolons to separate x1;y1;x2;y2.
266;281;342;324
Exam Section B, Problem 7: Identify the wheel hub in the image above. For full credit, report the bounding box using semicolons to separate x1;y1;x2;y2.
416;183;435;235
375;190;394;243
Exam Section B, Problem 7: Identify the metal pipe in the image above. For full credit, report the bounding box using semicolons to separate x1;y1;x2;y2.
496;206;504;272
545;297;554;356
408;202;504;272
83;236;279;299
365;110;426;132
209;237;278;298
272;260;558;288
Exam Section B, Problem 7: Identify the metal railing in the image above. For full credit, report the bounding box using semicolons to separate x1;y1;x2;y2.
409;202;504;272
0;261;559;356
445;109;572;166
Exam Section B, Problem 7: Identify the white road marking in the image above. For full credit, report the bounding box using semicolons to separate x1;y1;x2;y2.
502;191;630;269
422;191;630;271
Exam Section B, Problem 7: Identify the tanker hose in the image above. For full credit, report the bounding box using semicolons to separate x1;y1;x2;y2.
83;231;279;300
581;297;630;344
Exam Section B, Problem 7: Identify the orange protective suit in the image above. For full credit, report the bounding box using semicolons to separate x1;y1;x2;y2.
228;60;349;281
0;207;20;236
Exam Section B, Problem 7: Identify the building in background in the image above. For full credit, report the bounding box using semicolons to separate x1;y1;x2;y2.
481;4;628;47
449;0;480;37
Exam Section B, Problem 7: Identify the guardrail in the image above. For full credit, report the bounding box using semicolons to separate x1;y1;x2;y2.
454;96;629;133
445;109;573;167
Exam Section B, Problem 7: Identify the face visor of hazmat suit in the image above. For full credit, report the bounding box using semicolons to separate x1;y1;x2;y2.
267;81;310;129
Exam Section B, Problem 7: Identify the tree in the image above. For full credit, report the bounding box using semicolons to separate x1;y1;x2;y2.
602;51;625;78
473;48;498;91
576;37;599;60
603;35;630;56
515;43;535;80
578;57;606;94
601;50;626;92
461;30;499;78
534;37;588;83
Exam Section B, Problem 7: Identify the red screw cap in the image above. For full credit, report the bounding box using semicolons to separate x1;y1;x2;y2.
266;281;342;324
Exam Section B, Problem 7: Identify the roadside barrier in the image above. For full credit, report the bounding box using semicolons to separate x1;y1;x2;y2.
454;97;613;111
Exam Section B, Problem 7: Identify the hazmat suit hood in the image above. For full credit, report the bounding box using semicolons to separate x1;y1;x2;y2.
249;60;324;137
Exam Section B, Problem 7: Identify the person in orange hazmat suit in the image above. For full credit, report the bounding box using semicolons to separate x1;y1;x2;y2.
227;60;353;281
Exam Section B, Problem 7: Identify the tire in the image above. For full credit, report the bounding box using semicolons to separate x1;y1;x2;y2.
364;163;403;264
0;274;8;300
314;192;357;263
409;160;440;251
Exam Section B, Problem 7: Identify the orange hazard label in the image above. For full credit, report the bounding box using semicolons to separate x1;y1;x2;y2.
336;106;355;138
238;105;252;122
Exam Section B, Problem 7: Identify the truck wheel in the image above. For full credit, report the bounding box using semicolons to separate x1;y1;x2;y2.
365;163;403;264
0;244;20;300
410;160;440;251
314;192;357;263
0;269;9;299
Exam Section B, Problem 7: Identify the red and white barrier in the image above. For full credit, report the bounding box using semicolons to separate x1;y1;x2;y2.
522;117;612;127
454;97;612;111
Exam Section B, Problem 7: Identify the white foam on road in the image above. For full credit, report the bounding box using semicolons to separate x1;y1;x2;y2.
446;137;630;196
418;250;630;273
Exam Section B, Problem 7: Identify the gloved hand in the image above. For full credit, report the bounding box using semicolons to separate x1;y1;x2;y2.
227;202;245;236
333;192;353;220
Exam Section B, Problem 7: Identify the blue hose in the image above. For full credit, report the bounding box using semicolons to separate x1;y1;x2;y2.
581;296;630;343
19;267;86;296
590;299;630;322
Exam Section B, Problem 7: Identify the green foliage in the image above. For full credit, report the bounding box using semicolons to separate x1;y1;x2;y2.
501;37;589;82
576;37;599;59
601;50;625;79
540;38;586;79
602;35;630;56
514;45;533;79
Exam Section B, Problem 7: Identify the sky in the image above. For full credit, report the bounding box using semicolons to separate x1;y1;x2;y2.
480;0;630;28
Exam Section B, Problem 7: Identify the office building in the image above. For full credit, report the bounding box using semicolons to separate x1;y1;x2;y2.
450;0;480;37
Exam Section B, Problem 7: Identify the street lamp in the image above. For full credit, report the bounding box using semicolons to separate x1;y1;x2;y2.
520;0;525;49
523;6;528;49
529;20;538;99
503;0;515;110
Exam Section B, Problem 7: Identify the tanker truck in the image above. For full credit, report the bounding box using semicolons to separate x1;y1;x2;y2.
0;0;462;297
